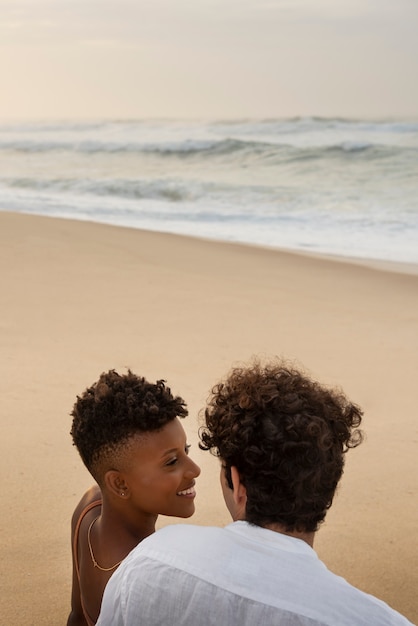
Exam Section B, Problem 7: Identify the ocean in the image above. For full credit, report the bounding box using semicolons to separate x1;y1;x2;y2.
0;117;417;264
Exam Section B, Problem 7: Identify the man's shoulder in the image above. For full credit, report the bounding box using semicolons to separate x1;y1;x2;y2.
143;523;224;548
124;522;232;570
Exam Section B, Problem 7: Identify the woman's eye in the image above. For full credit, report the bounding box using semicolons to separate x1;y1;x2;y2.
165;446;190;466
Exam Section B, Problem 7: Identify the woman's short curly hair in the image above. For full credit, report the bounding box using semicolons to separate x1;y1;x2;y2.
200;360;363;533
71;369;188;482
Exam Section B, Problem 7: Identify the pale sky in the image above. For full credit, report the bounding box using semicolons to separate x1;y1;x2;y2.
1;0;417;120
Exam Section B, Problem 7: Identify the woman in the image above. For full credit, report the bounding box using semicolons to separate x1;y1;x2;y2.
67;369;200;626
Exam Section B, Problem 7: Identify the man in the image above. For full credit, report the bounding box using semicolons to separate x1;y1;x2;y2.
97;360;413;625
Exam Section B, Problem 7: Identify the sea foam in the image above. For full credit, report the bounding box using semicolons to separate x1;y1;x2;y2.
0;118;417;264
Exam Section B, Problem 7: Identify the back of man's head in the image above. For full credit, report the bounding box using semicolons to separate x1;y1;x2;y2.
200;359;363;532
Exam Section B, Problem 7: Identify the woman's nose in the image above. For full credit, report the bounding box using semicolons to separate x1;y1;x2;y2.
186;457;201;478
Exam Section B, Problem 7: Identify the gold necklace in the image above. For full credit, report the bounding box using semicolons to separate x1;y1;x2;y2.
87;516;123;572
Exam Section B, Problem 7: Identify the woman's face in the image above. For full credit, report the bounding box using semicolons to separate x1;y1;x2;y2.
121;418;201;519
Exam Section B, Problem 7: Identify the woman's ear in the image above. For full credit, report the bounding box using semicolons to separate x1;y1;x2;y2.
230;466;247;519
104;470;129;499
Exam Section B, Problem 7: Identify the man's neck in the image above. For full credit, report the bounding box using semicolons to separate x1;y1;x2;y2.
262;522;315;548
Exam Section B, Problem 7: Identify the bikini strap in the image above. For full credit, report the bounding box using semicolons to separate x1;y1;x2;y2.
73;498;102;625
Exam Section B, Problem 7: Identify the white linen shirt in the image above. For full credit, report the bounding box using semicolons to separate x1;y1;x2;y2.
97;521;413;626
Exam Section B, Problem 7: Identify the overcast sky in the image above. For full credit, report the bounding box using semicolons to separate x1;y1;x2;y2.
1;0;417;120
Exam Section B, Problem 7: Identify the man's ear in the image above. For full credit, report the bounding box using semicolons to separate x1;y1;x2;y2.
103;470;129;499
230;466;247;518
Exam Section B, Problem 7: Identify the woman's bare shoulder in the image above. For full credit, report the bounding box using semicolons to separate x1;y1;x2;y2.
71;485;102;530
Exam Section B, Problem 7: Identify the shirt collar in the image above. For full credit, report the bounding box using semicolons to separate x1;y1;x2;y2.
225;520;318;558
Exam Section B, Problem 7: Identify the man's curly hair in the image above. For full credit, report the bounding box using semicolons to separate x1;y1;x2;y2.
200;360;363;533
71;369;188;482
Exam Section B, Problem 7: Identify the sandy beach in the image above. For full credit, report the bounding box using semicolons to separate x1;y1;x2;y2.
0;211;417;625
